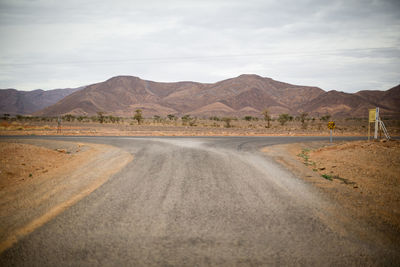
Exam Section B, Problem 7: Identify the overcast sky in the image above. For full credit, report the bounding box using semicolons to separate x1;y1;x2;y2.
0;0;399;92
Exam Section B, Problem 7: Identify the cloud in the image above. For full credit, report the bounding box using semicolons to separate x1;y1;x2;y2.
0;0;399;92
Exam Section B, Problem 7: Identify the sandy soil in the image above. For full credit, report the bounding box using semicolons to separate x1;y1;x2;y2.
0;142;85;190
262;140;400;246
0;139;133;252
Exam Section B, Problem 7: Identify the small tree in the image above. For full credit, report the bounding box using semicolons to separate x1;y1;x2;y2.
97;112;105;123
244;116;253;121
189;118;197;126
262;109;271;128
222;117;232;128
63;114;75;122
107;115;115;123
181;114;192;125
16;114;24;121
153;115;162;123
167;114;177;121
133;109;143;125
209;116;220;121
278;113;290;126
2;114;10;121
180;115;197;126
181;114;197;126
300;112;308;129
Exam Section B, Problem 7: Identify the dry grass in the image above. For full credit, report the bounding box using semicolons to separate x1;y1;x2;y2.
1;118;399;136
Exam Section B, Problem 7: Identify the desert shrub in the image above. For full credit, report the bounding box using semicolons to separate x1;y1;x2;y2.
63;114;75;122
181;114;191;125
1;114;10;121
244;116;252;121
262;109;271;128
320;114;331;121
107;115;121;123
189;119;197;126
77;116;84;122
153;115;162;123
181;115;196;126
90;116;98;122
97;112;105;123
16;115;25;121
222;117;232;128
167;114;177;121
321;174;333;181
300;112;308;129
133;109;143;125
243;116;259;121
278;114;290;126
40;117;50;122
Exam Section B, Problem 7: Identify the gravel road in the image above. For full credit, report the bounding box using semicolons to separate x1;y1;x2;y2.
0;136;399;266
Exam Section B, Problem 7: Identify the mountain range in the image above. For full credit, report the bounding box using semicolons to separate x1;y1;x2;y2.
1;75;399;118
0;87;83;115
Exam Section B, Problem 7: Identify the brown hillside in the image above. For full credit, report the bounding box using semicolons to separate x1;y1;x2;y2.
378;85;400;113
302;90;381;117
355;90;384;106
36;76;204;117
0;87;82;115
356;85;400;113
190;102;235;117
34;75;399;118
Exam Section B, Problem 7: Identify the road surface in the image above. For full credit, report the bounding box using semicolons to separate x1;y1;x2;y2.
0;136;399;266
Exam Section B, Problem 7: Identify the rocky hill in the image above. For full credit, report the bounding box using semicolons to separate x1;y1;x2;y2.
25;75;400;118
35;75;326;117
0;87;83;115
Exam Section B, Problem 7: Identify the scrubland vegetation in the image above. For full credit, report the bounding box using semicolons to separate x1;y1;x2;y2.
1;110;399;136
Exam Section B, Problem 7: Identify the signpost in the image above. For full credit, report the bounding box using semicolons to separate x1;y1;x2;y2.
368;108;376;141
327;121;335;143
368;107;390;141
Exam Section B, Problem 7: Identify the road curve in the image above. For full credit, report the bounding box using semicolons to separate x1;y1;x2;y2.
0;136;399;266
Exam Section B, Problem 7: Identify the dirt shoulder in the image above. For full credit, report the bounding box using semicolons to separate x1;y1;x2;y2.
0;139;133;253
262;140;400;246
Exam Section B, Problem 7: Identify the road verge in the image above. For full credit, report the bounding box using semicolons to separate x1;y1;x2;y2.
0;139;133;253
262;140;400;247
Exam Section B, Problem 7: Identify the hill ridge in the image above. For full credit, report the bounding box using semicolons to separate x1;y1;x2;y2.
5;75;398;118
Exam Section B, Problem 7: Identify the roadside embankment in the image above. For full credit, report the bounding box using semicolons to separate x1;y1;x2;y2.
262;140;400;246
0;139;133;253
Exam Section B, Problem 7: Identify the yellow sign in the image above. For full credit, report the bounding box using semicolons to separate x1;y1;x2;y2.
327;121;335;130
369;109;376;122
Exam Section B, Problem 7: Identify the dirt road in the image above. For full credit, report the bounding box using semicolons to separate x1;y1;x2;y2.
0;136;399;266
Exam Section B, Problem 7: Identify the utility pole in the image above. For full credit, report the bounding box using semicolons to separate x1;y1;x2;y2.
374;107;379;139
